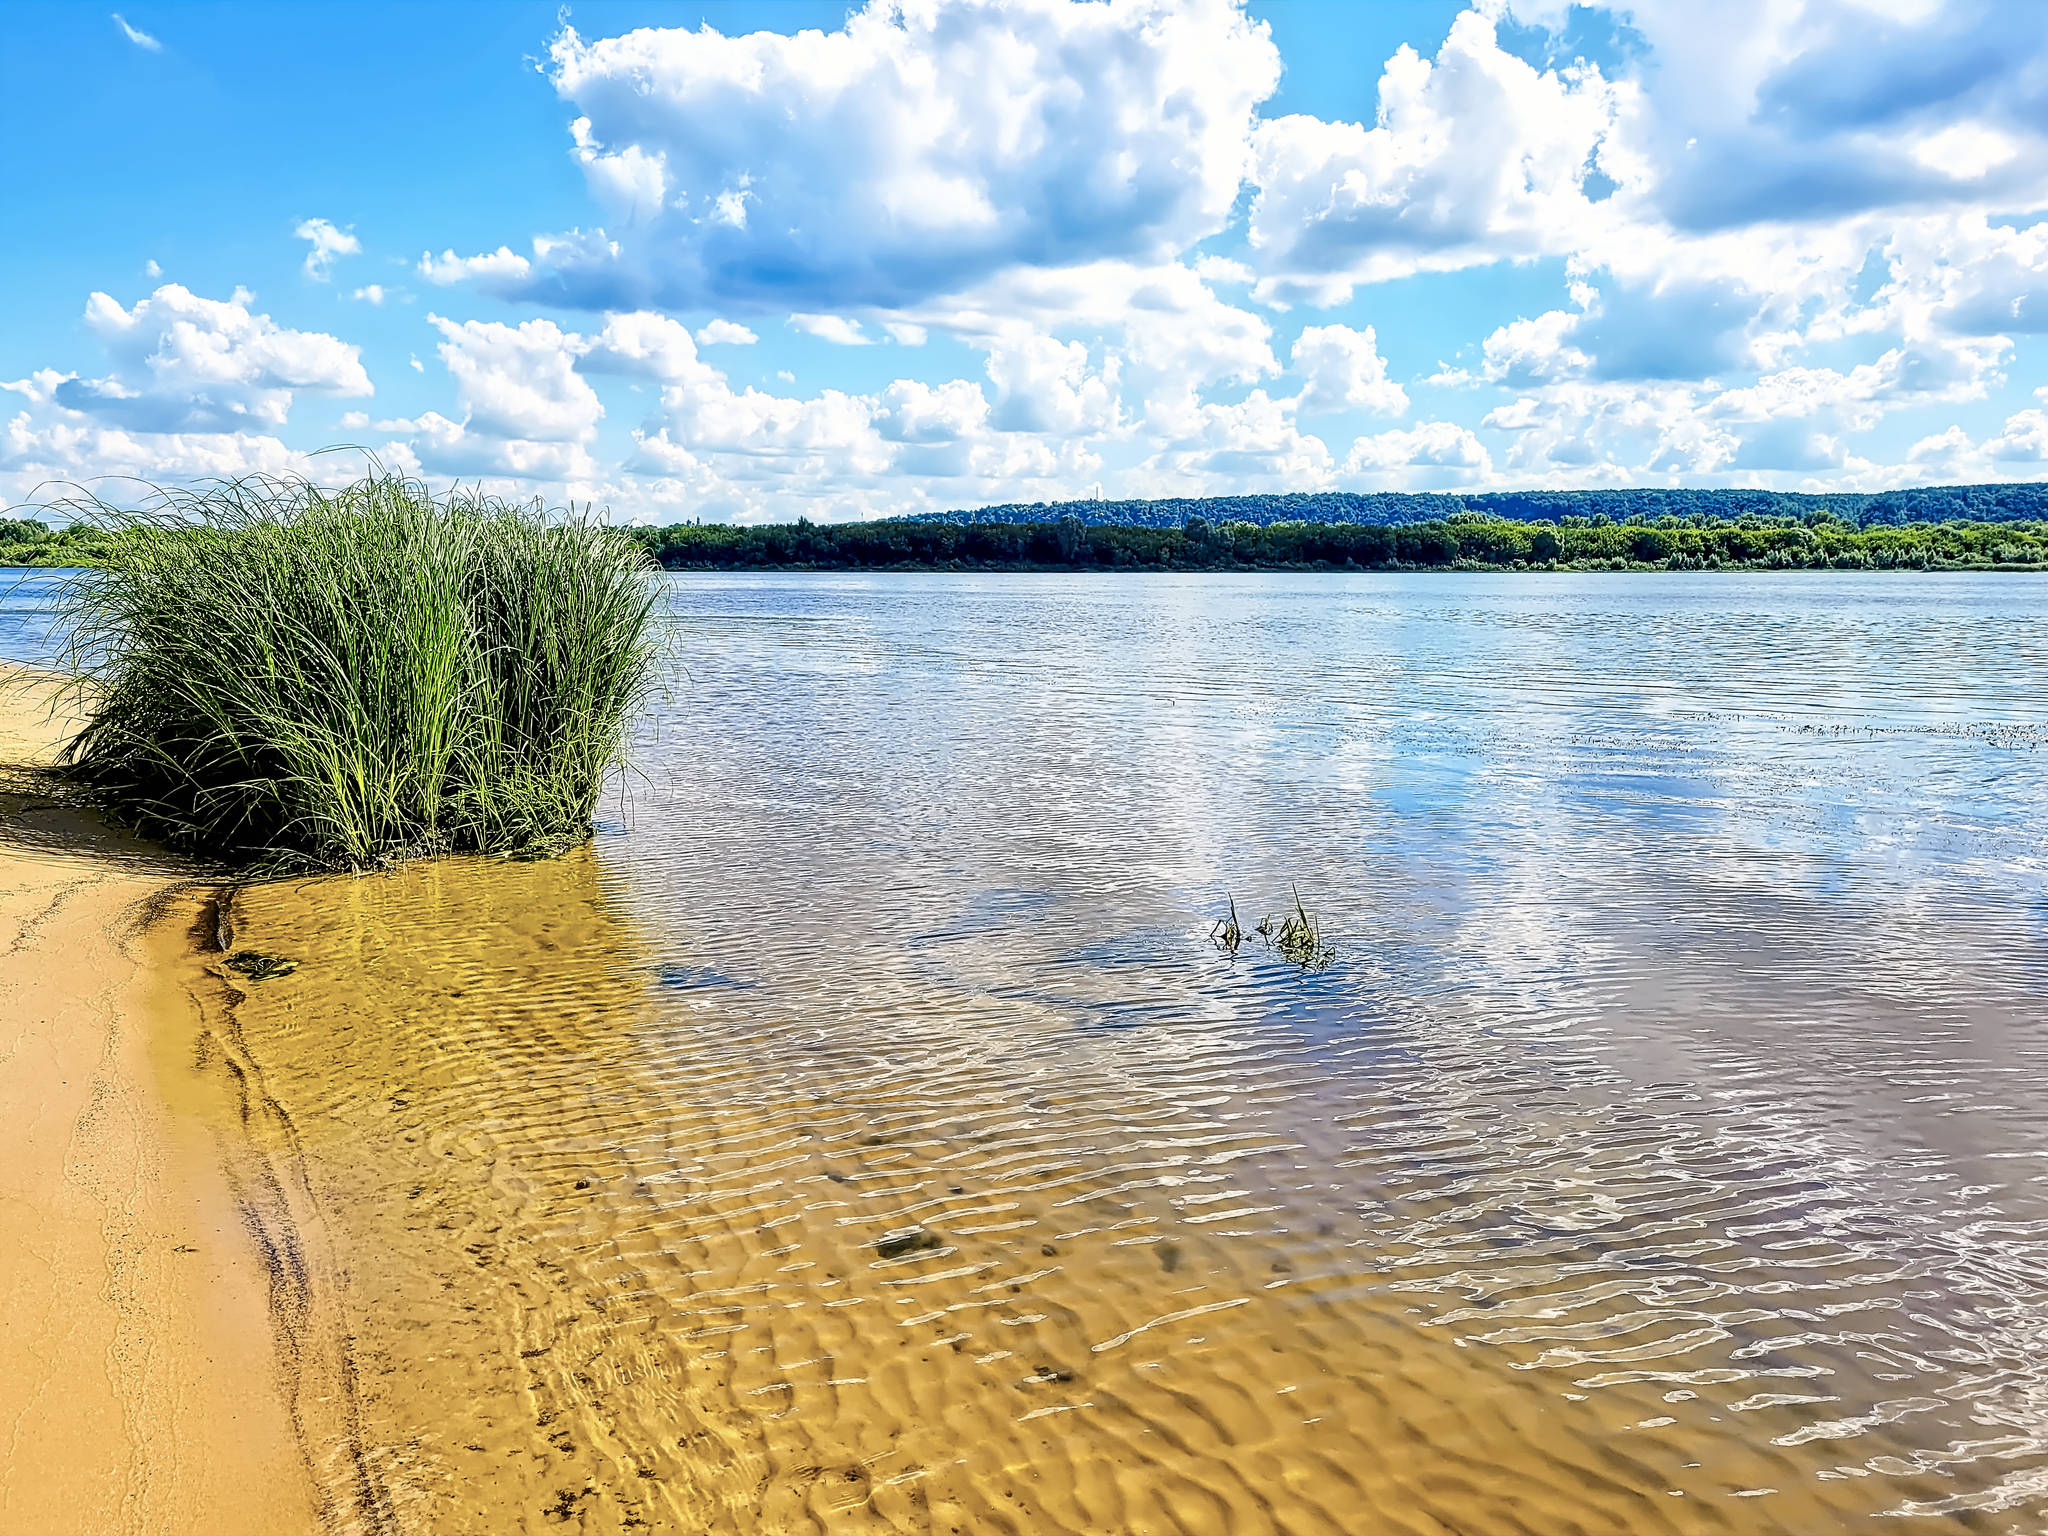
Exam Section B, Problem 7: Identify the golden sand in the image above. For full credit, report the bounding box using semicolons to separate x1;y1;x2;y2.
0;668;315;1535
172;850;1983;1535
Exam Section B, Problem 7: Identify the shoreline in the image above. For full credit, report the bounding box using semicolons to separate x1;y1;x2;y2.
0;667;316;1534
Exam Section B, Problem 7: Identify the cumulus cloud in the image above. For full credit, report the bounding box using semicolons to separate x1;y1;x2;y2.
351;308;1095;516
1130;390;1333;495
352;284;385;305
982;334;1121;435
1290;325;1407;415
418;245;533;287
1986;409;2048;463
695;319;757;346
580;311;721;392
875;378;991;444
1614;0;2048;232
1343;421;1492;480
520;0;1281;311
428;314;602;443
38;284;370;435
3;419;311;508
788;314;871;346
295;219;361;282
918;259;1278;433
1247;10;1625;305
0;284;366;503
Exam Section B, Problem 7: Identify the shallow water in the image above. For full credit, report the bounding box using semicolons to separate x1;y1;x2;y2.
24;570;2048;1533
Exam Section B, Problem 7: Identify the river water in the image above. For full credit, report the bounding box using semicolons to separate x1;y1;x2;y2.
12;569;2048;1534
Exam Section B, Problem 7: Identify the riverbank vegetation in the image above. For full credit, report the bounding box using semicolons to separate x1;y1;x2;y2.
634;508;2048;573
19;487;2048;575
0;518;116;567
45;473;659;870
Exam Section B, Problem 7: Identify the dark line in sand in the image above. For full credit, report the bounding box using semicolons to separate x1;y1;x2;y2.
166;886;399;1536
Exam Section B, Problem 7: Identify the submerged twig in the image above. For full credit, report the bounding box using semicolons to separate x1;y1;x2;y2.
1208;895;1244;956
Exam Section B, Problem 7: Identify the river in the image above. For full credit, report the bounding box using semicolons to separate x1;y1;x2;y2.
9;569;2048;1533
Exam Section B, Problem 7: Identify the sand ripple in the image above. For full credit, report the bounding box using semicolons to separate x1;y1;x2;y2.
158;572;2048;1533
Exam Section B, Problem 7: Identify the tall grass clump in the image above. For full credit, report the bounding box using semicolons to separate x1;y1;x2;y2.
51;471;661;870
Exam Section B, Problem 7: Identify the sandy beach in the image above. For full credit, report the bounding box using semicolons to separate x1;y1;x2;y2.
0;667;315;1535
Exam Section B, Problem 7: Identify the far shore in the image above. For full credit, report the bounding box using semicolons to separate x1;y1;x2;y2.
0;666;314;1535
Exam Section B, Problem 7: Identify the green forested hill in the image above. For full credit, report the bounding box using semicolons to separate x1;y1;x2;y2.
909;482;2048;530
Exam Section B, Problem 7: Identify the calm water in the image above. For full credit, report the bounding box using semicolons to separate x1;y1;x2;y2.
14;569;2048;1533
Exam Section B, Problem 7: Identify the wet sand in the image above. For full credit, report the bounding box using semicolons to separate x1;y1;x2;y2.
178;846;2039;1535
0;668;315;1535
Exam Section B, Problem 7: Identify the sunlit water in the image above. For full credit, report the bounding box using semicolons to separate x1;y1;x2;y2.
11;569;2048;1534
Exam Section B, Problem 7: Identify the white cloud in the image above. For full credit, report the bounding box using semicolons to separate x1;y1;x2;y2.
428;314;602;443
1291;325;1407;416
3;420;312;507
28;284;370;435
0;290;358;504
1986;410;2048;462
112;13;161;51
1134;389;1333;494
1906;424;1973;466
884;322;928;347
1247;10;1624;305
352;284;385;305
921;259;1278;433
370;306;1102;514
874;378;990;444
143;259;161;278
1342;421;1492;482
1604;1;2048;233
788;314;871;346
581;311;711;385
569;121;670;226
694;319;757;346
982;333;1121;435
526;0;1281;311
294;218;361;282
1913;123;2020;182
417;245;534;287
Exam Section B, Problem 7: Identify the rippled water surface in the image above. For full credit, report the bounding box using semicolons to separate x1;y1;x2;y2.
33;570;2048;1533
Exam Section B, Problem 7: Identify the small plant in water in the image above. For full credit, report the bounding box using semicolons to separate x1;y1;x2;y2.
1259;885;1336;970
1212;886;1336;970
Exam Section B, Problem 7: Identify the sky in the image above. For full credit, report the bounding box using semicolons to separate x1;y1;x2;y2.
5;0;2048;523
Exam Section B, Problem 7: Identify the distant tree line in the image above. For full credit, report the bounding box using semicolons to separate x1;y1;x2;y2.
633;509;2048;572
912;483;2048;531
12;488;2048;573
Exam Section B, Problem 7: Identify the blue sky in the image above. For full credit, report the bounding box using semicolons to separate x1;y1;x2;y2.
5;0;2048;522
